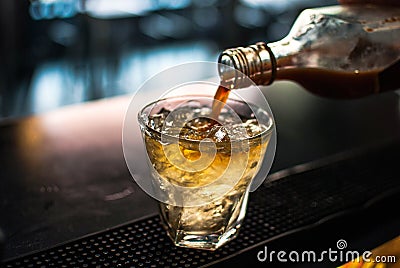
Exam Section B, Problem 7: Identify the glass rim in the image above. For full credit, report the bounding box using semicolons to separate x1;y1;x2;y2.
137;94;274;144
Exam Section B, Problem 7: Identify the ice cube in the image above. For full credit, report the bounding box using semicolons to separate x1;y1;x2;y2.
148;107;170;132
208;125;230;143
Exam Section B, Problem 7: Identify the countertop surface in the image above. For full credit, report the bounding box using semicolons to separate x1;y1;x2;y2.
1;82;400;265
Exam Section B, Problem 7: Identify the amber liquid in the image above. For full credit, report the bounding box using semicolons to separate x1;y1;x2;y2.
211;84;231;118
277;61;399;99
271;58;399;99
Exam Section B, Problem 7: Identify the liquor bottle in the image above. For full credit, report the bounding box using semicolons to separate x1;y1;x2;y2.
218;5;400;99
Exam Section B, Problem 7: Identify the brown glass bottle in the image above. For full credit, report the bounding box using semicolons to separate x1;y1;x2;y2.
218;5;400;99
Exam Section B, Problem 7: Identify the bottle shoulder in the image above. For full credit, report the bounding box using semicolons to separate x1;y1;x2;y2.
310;5;400;26
289;4;400;42
280;4;400;71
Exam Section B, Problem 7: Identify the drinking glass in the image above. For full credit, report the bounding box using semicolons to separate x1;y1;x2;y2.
138;94;273;250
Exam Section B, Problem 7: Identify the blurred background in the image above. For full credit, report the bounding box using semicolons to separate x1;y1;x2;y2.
0;0;338;120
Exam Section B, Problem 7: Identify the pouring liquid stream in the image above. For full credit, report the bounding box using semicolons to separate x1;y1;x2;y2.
211;84;231;119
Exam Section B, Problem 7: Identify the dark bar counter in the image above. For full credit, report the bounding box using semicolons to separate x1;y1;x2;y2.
0;96;158;260
1;82;400;267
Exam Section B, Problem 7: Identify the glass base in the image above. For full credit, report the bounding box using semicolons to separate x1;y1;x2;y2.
170;224;241;251
159;190;250;250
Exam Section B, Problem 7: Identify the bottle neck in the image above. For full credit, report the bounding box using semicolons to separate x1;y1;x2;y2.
218;42;279;89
